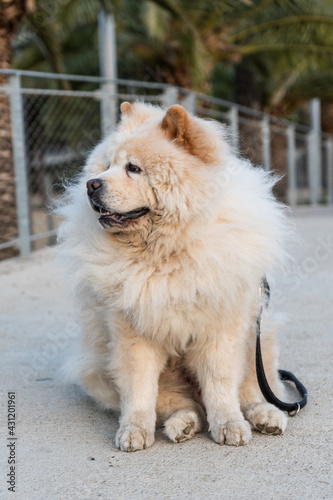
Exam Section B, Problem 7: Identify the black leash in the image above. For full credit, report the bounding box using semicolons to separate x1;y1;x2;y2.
256;278;308;416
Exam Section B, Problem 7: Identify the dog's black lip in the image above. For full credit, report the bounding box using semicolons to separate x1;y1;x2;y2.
89;200;106;214
89;199;149;225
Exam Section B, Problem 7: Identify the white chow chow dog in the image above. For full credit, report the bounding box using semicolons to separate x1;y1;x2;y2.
58;101;292;451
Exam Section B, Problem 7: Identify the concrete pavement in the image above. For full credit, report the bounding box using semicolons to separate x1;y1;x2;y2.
1;206;332;499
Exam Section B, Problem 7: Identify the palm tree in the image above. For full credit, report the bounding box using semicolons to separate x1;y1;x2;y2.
142;0;333;108
12;0;113;87
0;0;34;259
12;0;333;109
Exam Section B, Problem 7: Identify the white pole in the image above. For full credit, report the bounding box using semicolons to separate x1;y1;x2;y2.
9;74;31;257
309;98;322;204
326;138;333;204
229;106;239;154
98;9;117;134
261;115;270;171
287;124;297;206
162;87;178;108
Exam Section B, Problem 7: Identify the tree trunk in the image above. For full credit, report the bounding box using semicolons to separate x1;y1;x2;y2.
0;0;33;259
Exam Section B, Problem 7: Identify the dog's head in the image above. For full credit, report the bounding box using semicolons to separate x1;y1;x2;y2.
85;102;226;235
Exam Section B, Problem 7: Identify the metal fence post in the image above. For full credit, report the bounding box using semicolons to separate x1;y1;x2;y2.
182;91;195;114
261;115;270;171
287;124;297;206
161;87;178;108
309;98;322;204
307;131;319;205
326;137;333;204
100;83;115;136
98;9;117;135
8;73;31;257
228;106;239;153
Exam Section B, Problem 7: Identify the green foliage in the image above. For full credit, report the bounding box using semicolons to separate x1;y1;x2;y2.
210;63;235;102
11;0;333;111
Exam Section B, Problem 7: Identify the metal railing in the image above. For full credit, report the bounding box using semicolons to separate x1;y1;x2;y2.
0;68;332;258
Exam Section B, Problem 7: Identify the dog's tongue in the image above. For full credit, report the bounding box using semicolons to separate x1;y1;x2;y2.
99;212;125;225
100;212;120;219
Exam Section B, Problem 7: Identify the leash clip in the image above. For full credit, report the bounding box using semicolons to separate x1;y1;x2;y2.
288;403;301;417
257;284;264;322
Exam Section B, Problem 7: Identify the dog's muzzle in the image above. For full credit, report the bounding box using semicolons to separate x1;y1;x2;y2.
86;178;149;228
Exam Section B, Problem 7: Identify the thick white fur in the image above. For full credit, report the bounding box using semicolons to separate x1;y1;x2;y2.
58;102;291;451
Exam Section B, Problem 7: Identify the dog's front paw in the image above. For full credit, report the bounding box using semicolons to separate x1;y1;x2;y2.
211;420;252;446
115;424;155;452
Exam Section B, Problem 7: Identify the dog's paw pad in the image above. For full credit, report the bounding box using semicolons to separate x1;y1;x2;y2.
211;420;252;447
115;424;154;452
164;409;201;443
244;402;287;436
265;426;282;435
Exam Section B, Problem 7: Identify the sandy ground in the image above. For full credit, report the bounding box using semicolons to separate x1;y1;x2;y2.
0;206;332;500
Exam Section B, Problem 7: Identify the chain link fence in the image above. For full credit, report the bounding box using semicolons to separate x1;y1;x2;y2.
24;88;102;250
0;69;332;259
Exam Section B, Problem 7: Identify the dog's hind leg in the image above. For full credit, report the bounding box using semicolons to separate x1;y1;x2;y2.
64;300;121;411
76;357;121;410
163;406;206;443
240;318;287;436
156;364;207;443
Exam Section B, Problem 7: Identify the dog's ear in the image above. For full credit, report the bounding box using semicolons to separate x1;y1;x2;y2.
161;105;189;146
120;101;132;115
161;104;221;164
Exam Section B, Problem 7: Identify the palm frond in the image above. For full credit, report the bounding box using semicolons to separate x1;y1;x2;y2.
142;1;170;42
229;15;333;43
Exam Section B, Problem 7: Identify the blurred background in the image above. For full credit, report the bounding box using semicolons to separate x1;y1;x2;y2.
1;0;333;259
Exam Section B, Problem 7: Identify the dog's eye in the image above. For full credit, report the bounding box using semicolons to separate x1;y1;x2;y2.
126;163;141;174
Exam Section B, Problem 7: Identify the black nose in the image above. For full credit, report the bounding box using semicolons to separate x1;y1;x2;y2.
87;178;102;196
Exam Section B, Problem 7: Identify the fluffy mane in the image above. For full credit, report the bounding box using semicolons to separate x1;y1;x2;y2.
57;102;292;350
